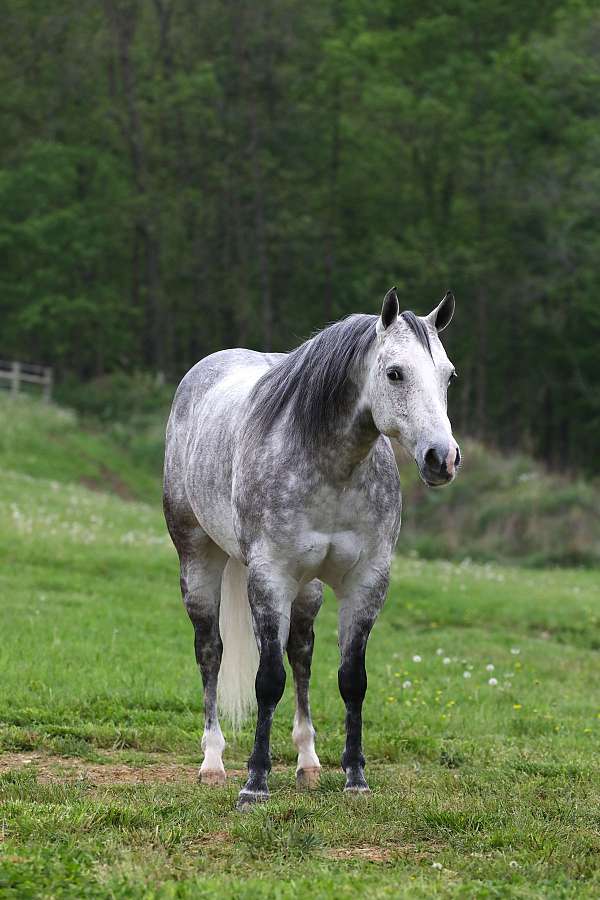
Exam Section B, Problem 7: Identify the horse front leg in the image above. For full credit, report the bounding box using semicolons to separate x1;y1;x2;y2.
237;568;296;810
288;579;323;789
337;569;389;794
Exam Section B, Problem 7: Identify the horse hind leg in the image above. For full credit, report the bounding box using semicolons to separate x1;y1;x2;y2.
175;525;228;786
288;580;323;790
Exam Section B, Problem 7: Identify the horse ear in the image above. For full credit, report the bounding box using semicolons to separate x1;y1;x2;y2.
377;287;400;334
426;291;455;332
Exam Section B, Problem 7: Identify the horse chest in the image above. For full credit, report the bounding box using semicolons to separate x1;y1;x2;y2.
292;485;381;585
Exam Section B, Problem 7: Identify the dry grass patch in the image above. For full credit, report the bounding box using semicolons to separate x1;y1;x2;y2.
326;846;396;862
0;751;249;784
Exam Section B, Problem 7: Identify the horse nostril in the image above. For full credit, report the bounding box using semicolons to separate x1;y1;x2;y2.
424;447;443;472
455;446;461;468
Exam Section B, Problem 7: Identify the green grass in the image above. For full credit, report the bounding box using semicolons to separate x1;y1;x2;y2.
1;396;600;897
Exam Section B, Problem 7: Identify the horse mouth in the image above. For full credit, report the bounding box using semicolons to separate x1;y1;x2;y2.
419;469;455;488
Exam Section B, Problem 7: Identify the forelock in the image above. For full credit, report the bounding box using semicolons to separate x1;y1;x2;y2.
398;311;434;360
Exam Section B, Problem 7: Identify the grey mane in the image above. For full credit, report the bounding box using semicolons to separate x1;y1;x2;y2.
248;309;431;448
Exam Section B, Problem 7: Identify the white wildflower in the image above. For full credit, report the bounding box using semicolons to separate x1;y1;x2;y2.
402;680;412;689
463;671;471;679
488;678;498;686
443;657;451;665
486;664;495;672
412;655;422;663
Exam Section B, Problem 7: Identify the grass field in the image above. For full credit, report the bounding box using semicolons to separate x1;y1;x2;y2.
1;397;600;898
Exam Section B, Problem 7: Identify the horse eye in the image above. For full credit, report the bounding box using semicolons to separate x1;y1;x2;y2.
386;367;404;382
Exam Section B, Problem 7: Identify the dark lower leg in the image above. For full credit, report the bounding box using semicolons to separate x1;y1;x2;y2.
237;630;286;806
338;632;370;791
236;569;295;809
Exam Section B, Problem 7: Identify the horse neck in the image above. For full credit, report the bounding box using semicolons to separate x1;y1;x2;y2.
317;361;379;479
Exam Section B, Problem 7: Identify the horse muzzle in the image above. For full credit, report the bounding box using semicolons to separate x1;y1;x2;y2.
417;439;461;487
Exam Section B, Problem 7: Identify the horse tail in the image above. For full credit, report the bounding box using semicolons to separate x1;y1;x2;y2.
217;558;259;728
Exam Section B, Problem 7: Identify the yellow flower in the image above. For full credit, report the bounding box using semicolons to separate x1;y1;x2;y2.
513;704;522;710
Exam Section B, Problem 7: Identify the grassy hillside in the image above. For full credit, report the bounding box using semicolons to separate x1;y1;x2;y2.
397;440;600;567
1;394;600;897
0;393;163;505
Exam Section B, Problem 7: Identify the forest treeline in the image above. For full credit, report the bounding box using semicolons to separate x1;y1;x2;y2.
1;1;599;471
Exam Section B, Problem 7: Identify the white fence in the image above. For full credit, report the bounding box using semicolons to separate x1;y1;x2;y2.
0;361;53;402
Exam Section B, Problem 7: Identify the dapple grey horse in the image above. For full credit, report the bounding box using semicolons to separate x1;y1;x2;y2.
163;288;460;808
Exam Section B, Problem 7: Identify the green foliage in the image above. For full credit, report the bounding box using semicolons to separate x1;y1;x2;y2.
0;141;131;374
397;439;600;566
1;1;599;470
55;373;174;425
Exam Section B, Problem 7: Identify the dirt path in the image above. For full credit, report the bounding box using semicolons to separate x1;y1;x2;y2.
0;751;249;785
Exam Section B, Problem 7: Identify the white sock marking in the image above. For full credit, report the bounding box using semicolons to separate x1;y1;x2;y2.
200;723;226;774
292;713;320;772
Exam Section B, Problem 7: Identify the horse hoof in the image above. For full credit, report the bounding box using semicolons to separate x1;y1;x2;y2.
199;769;226;787
236;790;269;811
296;767;321;790
344;784;371;796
